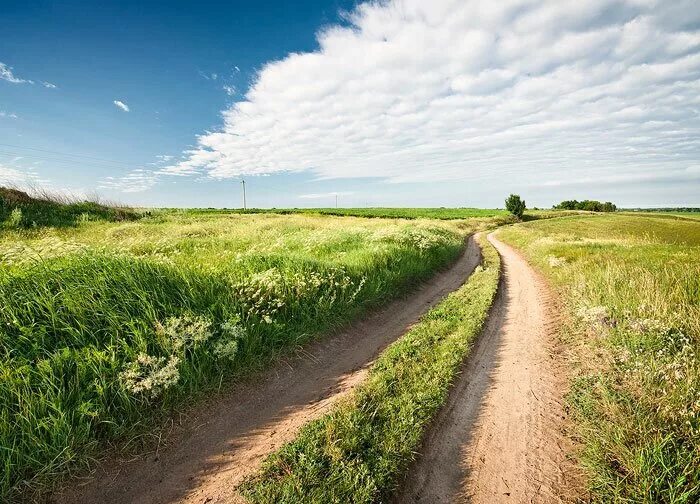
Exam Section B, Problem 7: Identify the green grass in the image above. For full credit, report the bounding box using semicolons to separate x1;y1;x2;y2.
241;233;500;503
155;207;508;220
497;214;700;503
0;211;506;501
0;187;137;229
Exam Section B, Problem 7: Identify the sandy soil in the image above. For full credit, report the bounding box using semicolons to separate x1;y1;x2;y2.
50;236;481;504
395;232;576;504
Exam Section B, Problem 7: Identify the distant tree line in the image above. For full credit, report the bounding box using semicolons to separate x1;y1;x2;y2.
625;207;700;213
554;199;617;212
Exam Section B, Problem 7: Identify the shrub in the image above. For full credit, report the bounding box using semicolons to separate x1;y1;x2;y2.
505;194;526;219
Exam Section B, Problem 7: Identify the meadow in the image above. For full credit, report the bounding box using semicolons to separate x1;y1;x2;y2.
0;206;498;500
498;214;700;503
162;207;508;220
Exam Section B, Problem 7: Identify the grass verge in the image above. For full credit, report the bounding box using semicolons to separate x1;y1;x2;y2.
240;233;500;503
497;215;700;503
1;214;474;501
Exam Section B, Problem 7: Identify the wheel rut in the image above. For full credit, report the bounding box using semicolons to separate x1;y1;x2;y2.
51;236;482;504
395;232;575;504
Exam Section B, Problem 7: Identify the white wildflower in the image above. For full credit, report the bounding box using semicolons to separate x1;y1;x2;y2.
157;314;213;353
119;353;180;399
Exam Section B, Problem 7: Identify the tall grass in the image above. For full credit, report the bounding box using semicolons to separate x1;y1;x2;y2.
498;215;700;503
0;212;487;500
0;186;136;229
242;234;500;503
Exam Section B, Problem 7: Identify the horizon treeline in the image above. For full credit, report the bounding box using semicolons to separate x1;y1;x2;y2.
553;199;617;212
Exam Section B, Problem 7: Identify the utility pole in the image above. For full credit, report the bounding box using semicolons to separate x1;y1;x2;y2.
335;193;338;209
241;179;246;211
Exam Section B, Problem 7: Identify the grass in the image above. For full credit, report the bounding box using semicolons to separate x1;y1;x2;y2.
157;207;509;220
0;187;136;229
241;233;500;503
497;214;700;503
0;210;506;501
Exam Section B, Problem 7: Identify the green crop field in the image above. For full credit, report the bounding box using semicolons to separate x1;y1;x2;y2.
152;207;509;220
498;215;700;503
0;203;508;500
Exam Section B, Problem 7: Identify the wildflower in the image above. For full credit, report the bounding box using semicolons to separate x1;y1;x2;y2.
119;353;180;399
547;255;567;268
577;305;615;328
156;314;213;353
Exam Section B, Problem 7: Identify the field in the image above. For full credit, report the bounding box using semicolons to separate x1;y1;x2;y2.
499;215;700;502
0;208;499;499
161;207;509;220
3;191;699;503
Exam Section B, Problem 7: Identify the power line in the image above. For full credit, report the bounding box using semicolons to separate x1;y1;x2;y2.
0;143;146;169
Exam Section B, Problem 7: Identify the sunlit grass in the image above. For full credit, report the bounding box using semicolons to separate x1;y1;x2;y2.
0;211;502;500
498;214;700;503
242;234;500;503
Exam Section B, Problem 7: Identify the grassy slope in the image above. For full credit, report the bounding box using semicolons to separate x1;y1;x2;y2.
497;215;700;503
241;233;500;503
0;187;136;228
0;212;501;500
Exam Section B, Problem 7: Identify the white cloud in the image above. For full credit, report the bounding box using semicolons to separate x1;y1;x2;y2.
42;81;57;89
0;111;18;119
299;191;354;199
223;85;237;96
0;62;34;84
162;0;700;195
98;169;157;193
113;100;130;112
0;164;46;186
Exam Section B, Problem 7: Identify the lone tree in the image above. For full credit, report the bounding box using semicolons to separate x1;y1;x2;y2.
505;194;526;219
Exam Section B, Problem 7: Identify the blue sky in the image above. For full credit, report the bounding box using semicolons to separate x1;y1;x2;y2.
1;0;699;208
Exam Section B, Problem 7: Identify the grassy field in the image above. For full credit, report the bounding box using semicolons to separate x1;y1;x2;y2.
158;207;509;220
498;215;700;503
242;233;500;503
0;208;504;500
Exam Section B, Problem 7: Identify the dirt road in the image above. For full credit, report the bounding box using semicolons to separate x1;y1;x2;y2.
52;237;481;504
395;232;574;503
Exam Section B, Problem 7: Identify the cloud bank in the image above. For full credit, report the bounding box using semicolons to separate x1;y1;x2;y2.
163;0;698;192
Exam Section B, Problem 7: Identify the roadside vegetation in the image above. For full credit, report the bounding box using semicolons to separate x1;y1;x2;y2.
241;233;500;503
498;215;700;503
0;210;493;500
0;187;136;228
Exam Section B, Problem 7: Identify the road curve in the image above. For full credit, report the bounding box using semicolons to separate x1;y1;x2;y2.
395;232;575;504
52;236;482;504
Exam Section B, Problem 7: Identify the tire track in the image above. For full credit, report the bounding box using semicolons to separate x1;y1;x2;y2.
51;236;482;504
395;232;575;503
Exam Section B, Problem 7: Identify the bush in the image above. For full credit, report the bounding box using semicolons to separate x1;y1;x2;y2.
505;194;526;219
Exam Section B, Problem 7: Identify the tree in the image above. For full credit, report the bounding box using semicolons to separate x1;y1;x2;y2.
505;194;526;219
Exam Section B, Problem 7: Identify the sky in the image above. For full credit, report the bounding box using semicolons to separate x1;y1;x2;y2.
1;0;699;208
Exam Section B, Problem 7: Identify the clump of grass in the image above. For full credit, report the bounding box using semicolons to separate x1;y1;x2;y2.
241;234;500;503
498;214;700;503
0;186;136;229
0;212;480;500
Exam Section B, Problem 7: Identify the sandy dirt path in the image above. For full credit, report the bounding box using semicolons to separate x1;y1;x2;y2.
51;236;481;504
395;232;575;504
